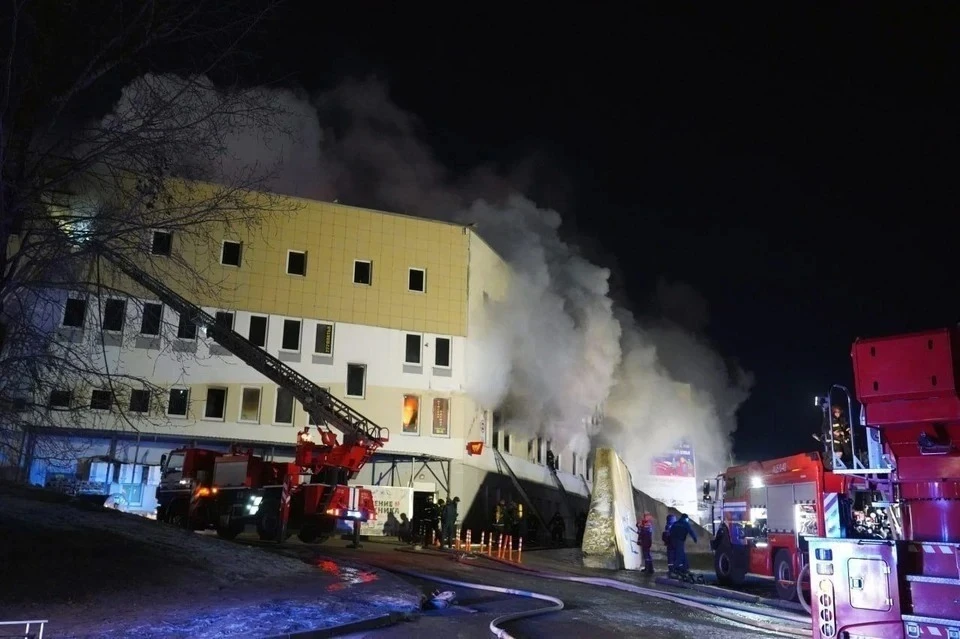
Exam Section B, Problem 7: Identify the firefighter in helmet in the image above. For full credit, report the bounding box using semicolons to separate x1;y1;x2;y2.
831;405;853;467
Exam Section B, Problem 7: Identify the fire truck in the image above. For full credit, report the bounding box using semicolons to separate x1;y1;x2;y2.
806;328;960;639
98;249;388;544
156;447;222;528
703;451;880;601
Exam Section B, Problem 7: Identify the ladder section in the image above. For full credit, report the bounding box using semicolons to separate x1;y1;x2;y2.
493;448;548;535
102;250;388;449
547;460;576;519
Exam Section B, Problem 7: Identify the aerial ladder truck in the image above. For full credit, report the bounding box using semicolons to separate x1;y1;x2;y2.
805;327;960;639
100;248;389;544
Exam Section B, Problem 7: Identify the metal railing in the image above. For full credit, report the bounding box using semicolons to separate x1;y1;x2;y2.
0;619;47;639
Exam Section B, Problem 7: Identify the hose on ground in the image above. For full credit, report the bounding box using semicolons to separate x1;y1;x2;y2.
372;564;564;639
452;553;811;638
796;564;812;614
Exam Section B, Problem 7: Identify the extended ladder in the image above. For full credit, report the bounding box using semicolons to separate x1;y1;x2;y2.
101;250;389;462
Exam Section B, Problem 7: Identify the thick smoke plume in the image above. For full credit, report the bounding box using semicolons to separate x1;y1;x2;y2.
110;75;752;480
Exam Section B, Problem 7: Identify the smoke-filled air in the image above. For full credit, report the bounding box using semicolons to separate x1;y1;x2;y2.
106;75;754;481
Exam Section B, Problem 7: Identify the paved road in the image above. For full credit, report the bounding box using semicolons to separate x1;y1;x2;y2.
253;537;797;639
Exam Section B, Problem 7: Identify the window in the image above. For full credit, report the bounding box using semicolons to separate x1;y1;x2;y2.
434;337;451;368
503;432;511;454
140;303;163;336
314;323;333;355
402;395;420;434
432;398;450;436
129;390;150;414
239;387;261;423
90;390;113;411
281;319;301;351
353;260;372;285
537;437;543;464
102;299;126;332
248;315;268;347
49;390;71;409
404;334;422;365
571;452;578;476
215;311;234;331
63;298;87;328
286;250;306;276
177;312;197;339
221;241;242;267
167;388;189;417
346;363;366;398
204;388;227;420
151;231;172;256
408;268;425;292
274;387;294;424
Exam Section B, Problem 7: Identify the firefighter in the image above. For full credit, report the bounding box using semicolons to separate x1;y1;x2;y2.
443;496;460;547
831;405;853;467
421;496;438;546
493;499;506;546
662;514;677;573
434;498;445;546
638;512;654;573
549;510;565;546
669;513;697;574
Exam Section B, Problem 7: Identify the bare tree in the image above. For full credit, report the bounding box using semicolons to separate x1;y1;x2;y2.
0;0;300;478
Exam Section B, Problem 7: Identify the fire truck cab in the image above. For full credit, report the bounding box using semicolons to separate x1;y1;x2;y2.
704;451;880;600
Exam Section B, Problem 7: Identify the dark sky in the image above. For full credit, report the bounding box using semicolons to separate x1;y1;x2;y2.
256;4;958;462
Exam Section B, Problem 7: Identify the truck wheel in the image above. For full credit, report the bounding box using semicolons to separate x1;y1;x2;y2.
713;537;746;586
774;549;799;601
257;506;280;541
216;522;242;540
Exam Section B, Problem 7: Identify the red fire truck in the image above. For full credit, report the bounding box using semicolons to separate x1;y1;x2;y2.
96;249;388;544
806;328;960;639
703;451;879;601
156;447;223;528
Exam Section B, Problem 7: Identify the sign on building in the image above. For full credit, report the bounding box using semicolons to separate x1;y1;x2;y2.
358;485;415;537
636;440;699;517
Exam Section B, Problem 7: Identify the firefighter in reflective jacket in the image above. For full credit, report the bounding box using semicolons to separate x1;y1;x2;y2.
831;405;852;466
638;512;654;573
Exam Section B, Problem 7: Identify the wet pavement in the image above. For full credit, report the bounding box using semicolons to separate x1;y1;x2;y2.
256;537;802;639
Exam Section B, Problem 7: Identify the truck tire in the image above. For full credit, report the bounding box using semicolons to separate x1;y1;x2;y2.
216;522;243;540
257;505;280;541
714;536;747;586
774;549;799;601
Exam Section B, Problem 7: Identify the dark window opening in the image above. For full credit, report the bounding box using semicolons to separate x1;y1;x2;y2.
221;241;242;266
405;334;422;364
204;388;227;419
281;319;301;350
249;316;267;347
435;337;451;367
346;364;366;397
129;390;150;413
102;299;126;331
140;303;162;336
287;251;306;276
275;387;294;424
90;390;113;411
353;260;371;285
167;389;189;416
151;231;172;256
177;312;197;339
215;311;234;331
63;298;87;328
408;268;425;292
49;390;72;408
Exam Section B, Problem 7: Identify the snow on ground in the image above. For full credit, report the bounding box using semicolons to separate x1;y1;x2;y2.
0;484;420;638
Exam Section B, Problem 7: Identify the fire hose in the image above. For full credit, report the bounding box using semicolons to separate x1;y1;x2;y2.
384;550;812;638
371;565;564;639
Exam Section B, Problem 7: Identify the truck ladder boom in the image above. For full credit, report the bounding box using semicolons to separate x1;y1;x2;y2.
102;250;387;448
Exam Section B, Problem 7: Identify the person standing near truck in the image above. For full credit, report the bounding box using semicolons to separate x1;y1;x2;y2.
638;512;655;573
669;513;698;574
662;514;678;572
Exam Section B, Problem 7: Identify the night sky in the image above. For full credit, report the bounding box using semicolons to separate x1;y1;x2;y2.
234;5;959;462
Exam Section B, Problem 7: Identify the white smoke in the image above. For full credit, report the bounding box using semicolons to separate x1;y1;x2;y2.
111;75;753;480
